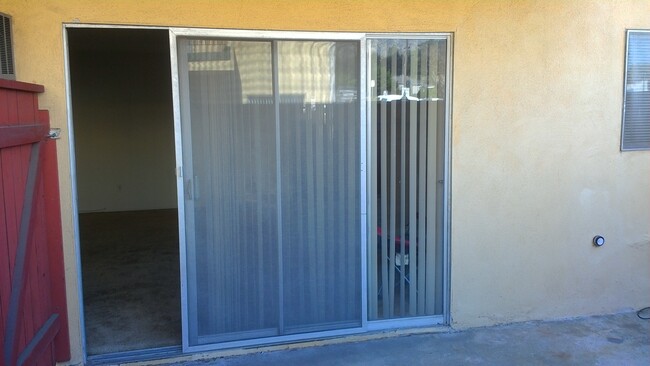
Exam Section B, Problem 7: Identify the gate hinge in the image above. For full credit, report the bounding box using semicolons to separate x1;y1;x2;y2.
48;128;61;140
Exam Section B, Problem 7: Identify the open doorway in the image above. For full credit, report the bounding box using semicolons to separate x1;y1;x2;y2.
67;28;180;355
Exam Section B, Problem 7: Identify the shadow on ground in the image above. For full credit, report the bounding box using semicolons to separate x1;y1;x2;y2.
174;312;649;365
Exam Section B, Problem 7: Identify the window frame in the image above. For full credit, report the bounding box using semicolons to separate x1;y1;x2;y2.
0;12;16;80
621;29;650;151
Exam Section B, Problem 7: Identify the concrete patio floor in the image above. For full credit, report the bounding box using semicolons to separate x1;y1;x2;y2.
173;311;649;366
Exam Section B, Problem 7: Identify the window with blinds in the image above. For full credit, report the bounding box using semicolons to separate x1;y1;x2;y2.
621;30;650;151
0;13;15;80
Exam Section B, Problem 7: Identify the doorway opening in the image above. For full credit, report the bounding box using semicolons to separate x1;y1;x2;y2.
68;28;181;355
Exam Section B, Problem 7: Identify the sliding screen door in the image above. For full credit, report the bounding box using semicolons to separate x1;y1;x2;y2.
177;38;361;347
368;39;447;320
278;41;361;333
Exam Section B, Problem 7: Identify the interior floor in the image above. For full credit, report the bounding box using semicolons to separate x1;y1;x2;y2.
80;209;181;355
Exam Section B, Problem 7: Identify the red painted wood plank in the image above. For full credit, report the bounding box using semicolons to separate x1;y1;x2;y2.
20;292;33;359
15;145;32;363
36;347;54;366
6;91;18;125
36;345;53;366
0;148;20;366
17;263;38;361
23;154;52;363
42;135;70;362
0;79;44;94
23;258;41;362
32;189;52;345
31;116;49;364
0;147;21;287
14;142;40;364
16;92;36;126
0;153;9;365
31;152;51;364
15;143;33;359
24;203;43;356
0;89;9;126
16;144;32;358
24;195;46;354
2;89;19;127
0;125;48;149
34;118;52;342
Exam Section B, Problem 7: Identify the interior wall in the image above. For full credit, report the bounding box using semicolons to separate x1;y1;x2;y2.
69;29;176;212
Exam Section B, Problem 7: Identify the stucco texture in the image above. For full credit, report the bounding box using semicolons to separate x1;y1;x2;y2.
0;0;648;364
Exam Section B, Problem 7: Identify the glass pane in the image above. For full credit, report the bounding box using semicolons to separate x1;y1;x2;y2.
368;39;447;320
278;41;361;333
180;39;280;345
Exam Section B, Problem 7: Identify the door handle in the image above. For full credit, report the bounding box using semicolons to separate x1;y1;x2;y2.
185;178;192;200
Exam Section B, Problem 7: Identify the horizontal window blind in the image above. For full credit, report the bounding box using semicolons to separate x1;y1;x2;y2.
0;13;15;79
622;30;650;151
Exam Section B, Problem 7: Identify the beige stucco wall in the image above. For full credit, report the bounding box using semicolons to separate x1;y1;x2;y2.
0;0;648;364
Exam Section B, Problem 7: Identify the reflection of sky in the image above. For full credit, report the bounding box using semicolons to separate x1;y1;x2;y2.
187;40;348;104
629;32;650;65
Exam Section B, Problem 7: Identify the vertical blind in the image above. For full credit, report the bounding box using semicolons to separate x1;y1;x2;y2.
178;39;361;346
278;41;361;333
368;39;447;320
622;31;650;151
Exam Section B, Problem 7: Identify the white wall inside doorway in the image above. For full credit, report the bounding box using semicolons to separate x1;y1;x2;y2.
70;29;177;212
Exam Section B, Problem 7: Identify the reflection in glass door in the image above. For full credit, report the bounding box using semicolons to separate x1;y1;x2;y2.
368;39;447;320
176;38;361;347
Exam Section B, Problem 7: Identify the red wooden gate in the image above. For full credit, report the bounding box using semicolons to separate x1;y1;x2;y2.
0;79;70;366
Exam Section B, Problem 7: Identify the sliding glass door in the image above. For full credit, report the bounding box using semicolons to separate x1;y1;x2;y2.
176;38;361;347
171;30;451;351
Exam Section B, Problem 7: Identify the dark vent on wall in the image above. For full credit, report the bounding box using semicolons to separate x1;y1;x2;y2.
0;13;15;80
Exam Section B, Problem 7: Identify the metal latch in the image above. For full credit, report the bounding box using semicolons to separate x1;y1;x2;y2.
48;128;61;140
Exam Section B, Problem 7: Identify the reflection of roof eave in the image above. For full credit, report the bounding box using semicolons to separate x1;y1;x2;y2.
378;94;402;101
377;96;444;102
